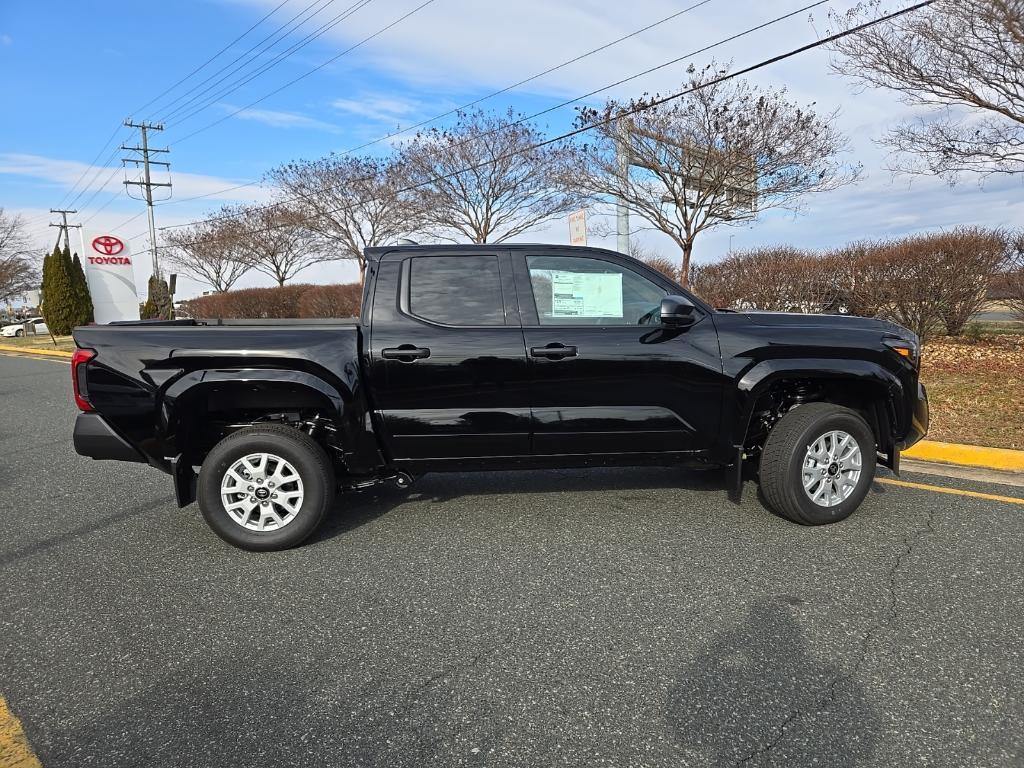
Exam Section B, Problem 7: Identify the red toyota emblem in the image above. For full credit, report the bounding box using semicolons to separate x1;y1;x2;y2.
92;235;125;256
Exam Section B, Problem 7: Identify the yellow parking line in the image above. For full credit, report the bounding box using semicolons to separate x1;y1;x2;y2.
0;695;42;768
877;477;1024;506
0;352;70;365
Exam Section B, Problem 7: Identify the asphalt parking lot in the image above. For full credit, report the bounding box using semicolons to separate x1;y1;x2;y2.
1;352;1022;768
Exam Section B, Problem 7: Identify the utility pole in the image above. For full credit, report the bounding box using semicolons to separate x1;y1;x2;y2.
615;118;630;256
49;208;78;251
122;120;171;279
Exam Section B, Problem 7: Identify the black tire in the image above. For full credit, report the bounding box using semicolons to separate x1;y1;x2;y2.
759;402;876;525
197;424;336;551
15;329;23;337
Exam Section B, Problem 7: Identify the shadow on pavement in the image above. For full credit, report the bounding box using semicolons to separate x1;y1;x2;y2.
0;495;176;567
666;597;879;766
311;466;735;545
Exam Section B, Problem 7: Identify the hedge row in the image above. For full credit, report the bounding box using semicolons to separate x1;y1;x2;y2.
179;283;362;320
679;227;1017;340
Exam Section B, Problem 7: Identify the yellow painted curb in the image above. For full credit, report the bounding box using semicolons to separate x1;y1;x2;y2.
0;343;73;358
904;440;1024;473
0;695;42;768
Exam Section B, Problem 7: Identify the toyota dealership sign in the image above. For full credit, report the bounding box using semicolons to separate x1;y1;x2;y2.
83;234;140;323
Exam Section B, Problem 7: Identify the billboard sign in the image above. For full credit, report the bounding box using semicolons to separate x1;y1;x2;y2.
83;234;140;324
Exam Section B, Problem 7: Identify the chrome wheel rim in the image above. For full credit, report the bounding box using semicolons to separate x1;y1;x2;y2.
801;430;862;508
220;452;304;531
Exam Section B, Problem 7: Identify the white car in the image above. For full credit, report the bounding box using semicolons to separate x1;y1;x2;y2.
1;317;49;337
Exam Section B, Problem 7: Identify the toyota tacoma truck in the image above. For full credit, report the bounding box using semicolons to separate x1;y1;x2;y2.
71;244;928;550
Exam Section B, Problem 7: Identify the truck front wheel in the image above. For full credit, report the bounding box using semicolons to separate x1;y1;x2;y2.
759;403;876;525
197;424;336;551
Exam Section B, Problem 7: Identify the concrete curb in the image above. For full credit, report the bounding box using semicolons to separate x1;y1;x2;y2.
0;343;73;358
904;440;1024;473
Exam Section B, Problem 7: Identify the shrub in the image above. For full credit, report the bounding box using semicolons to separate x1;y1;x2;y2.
298;283;362;318
639;255;681;283
40;245;79;335
181;283;362;319
690;246;837;312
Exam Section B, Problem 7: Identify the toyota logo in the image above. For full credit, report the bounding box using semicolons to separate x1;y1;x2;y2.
92;235;125;256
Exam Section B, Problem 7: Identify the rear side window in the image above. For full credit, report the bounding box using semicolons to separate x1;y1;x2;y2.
408;255;504;326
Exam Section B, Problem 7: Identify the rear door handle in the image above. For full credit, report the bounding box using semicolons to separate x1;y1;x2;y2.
382;345;431;361
530;344;578;360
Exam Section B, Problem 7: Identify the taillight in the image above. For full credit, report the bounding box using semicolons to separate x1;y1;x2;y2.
72;347;96;412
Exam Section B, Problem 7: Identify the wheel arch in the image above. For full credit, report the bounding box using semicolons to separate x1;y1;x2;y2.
161;368;346;462
733;359;903;467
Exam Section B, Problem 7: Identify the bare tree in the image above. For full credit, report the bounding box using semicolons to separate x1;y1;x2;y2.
229;203;328;286
397;109;583;243
573;64;859;286
268;155;421;282
0;209;39;304
162;213;251;293
829;0;1024;180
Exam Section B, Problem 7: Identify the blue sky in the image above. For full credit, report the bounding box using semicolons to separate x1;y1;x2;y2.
2;0;1022;299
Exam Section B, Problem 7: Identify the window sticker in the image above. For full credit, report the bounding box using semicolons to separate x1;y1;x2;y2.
549;271;623;317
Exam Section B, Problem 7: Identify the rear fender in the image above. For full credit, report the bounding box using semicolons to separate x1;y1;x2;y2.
161;369;345;462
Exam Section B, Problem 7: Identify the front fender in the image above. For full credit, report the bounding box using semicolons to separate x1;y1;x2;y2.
731;358;905;449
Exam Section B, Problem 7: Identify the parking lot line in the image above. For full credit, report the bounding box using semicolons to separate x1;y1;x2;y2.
877;477;1024;506
0;351;70;365
0;695;42;768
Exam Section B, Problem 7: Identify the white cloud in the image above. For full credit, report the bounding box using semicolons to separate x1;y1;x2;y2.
223;104;342;133
331;94;421;123
0;152;276;204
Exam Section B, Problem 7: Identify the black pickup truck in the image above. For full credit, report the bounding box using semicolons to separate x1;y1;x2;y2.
71;244;928;550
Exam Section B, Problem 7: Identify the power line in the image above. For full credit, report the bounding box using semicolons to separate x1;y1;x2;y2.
67;1;300;212
165;0;829;229
57;1;322;226
147;0;723;208
162;0;936;246
149;0;340;123
65;143;124;210
54;124;128;210
75;166;125;220
161;0;375;128
341;0;722;157
134;0;294;118
169;0;439;145
122;121;173;278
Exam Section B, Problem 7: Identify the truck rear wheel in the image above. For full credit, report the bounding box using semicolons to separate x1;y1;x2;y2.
759;403;876;525
197;424;336;551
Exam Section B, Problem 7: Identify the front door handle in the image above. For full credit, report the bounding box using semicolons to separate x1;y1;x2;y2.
382;345;431;362
530;343;578;360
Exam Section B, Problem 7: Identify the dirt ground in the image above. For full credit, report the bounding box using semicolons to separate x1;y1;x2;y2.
920;333;1024;450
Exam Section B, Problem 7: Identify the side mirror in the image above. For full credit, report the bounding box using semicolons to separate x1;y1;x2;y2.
660;295;698;327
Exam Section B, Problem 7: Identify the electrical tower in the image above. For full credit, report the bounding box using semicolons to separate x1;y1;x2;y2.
122;120;172;279
49;208;83;253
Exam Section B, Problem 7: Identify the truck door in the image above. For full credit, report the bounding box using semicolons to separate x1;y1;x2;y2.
513;250;724;457
368;250;530;466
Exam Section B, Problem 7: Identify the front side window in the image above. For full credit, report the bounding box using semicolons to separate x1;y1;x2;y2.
527;255;667;326
408;255;504;326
